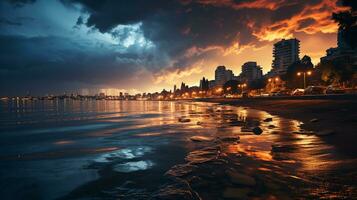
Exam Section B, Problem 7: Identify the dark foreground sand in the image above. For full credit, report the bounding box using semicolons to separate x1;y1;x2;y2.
197;95;357;157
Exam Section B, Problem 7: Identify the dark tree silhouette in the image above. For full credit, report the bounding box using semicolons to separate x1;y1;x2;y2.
332;0;357;49
282;55;314;89
317;60;354;85
223;80;241;94
248;78;266;90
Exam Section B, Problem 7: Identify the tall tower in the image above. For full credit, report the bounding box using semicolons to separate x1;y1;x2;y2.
337;28;352;51
241;62;263;82
272;38;300;75
215;66;227;86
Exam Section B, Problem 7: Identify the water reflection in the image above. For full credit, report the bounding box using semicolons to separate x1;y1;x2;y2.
161;103;357;199
113;160;154;173
94;146;152;163
0;100;356;199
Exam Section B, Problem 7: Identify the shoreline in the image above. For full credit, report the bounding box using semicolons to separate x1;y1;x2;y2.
195;96;357;157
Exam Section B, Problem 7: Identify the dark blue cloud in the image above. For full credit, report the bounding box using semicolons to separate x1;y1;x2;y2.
4;0;36;7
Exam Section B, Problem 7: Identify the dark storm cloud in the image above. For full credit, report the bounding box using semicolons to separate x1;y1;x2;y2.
0;0;347;95
5;0;36;7
65;0;261;46
62;0;176;32
0;34;151;95
73;16;84;29
0;18;22;26
64;0;342;62
62;0;273;80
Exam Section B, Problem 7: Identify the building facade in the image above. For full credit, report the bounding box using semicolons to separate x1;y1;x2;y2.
215;66;227;86
272;38;300;75
320;29;357;66
214;66;235;86
241;62;263;82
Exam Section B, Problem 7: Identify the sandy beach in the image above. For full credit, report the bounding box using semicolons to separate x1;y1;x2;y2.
198;95;357;157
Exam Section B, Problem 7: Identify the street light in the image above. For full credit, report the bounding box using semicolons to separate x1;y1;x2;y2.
297;71;312;89
238;83;247;96
216;87;223;95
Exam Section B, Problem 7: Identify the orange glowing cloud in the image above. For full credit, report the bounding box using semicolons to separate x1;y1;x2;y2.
194;0;287;10
252;0;349;41
151;0;348;91
231;0;287;10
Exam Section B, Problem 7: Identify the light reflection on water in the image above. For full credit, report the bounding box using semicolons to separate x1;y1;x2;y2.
0;100;356;199
113;160;154;173
94;147;152;163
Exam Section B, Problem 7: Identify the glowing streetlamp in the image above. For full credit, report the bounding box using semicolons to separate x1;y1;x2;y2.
297;71;312;89
216;87;223;94
238;83;247;96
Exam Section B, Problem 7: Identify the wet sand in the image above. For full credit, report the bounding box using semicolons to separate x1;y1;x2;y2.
198;96;357;157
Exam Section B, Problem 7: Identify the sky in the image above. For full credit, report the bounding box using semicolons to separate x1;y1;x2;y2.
0;0;348;96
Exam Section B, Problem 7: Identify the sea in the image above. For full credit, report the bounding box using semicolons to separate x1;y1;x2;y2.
0;100;356;199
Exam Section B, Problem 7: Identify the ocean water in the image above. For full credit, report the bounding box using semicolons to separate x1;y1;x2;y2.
0;100;356;199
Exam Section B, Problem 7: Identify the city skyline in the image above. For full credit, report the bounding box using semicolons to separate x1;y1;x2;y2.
0;0;350;95
0;35;338;97
1;2;357;199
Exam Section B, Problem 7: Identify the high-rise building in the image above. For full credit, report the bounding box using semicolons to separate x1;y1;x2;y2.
272;38;300;75
215;66;235;86
199;77;209;90
320;29;357;64
241;62;263;82
337;29;352;50
215;66;227;86
225;70;234;81
208;80;216;89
